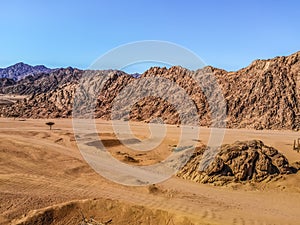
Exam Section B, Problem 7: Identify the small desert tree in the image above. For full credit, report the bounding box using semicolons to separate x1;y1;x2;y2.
46;122;55;130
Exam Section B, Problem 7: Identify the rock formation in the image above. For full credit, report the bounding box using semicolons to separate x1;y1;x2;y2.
177;140;297;185
1;51;300;130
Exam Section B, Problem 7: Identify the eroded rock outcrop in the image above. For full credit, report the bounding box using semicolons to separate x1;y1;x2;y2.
177;140;297;185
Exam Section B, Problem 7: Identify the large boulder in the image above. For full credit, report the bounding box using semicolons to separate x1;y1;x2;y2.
177;140;297;185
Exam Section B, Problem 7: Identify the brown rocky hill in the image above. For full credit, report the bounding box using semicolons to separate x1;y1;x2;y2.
221;51;300;129
177;140;297;185
1;51;300;129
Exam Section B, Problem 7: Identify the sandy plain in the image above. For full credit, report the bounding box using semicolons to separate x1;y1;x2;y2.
0;118;300;225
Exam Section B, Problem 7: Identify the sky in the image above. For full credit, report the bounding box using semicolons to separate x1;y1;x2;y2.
0;0;300;73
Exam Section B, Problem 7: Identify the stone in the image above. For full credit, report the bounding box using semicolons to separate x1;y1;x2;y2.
177;140;297;184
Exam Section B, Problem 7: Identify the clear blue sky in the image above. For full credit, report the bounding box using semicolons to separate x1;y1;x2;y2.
0;0;300;72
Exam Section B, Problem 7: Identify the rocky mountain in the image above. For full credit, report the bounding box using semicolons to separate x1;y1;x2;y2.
0;67;82;95
130;73;141;78
0;69;131;118
177;140;297;185
1;51;300;130
0;62;52;81
221;51;300;129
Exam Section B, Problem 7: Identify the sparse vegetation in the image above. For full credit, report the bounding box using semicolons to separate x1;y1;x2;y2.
46;121;55;130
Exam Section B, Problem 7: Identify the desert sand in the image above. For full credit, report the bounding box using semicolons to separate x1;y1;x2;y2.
1;118;300;225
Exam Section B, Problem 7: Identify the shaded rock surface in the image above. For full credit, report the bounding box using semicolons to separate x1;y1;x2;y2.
177;140;297;185
0;78;16;89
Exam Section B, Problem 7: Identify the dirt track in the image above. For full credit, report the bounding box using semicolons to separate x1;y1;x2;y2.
1;118;300;225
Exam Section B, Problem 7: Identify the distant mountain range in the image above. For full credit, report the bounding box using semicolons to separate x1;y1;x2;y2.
0;62;53;81
0;51;300;130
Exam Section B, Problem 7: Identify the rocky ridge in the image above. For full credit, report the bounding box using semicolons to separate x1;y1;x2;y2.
0;62;52;81
0;67;82;95
1;51;300;129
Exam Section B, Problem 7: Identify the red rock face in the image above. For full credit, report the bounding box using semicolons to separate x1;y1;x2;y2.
1;51;300;130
